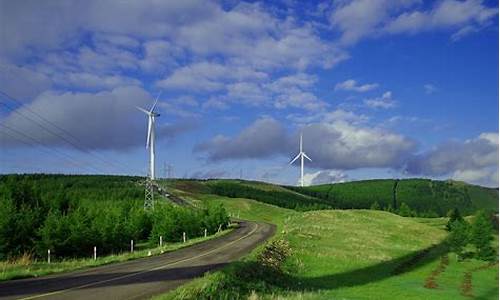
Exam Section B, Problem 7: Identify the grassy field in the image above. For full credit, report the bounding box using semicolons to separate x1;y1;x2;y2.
0;227;234;281
159;187;499;300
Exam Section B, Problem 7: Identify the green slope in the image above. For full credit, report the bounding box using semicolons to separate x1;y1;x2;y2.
161;191;499;300
170;179;333;211
294;178;498;216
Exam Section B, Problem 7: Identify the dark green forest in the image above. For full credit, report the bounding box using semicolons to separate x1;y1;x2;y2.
289;178;499;217
0;174;229;260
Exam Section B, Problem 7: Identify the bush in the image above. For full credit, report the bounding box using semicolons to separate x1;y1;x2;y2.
257;239;292;272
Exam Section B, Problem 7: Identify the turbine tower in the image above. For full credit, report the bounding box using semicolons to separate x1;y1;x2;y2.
290;132;312;187
137;94;161;209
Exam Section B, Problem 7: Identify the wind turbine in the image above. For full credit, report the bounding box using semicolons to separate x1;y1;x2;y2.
290;132;311;187
137;93;161;181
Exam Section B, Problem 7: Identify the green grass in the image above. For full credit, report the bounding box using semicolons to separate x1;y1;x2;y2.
0;227;234;281
158;190;499;300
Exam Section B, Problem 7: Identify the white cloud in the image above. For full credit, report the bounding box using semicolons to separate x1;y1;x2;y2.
329;0;420;44
384;0;497;36
52;72;141;91
194;117;289;161
335;79;379;92
0;63;52;101
139;40;183;73
328;0;497;45
364;91;397;109
196;115;416;170
303;170;349;186
406;132;499;187
156;62;268;92
0;86;194;150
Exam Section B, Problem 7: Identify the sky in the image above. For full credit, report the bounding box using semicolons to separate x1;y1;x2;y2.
0;0;498;187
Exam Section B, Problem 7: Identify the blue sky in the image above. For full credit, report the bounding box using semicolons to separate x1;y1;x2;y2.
0;0;498;187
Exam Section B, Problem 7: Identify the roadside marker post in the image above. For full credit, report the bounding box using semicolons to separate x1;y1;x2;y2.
93;246;97;260
130;240;134;253
47;249;50;264
183;232;186;243
204;228;207;238
159;236;163;247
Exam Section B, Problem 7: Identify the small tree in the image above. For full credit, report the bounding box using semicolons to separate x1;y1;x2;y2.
448;220;470;260
370;201;381;210
471;211;496;261
398;202;412;217
446;208;464;231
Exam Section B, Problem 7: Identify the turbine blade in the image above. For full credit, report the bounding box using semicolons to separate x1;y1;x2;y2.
303;152;312;162
289;153;301;165
146;117;152;148
136;106;150;115
150;92;162;112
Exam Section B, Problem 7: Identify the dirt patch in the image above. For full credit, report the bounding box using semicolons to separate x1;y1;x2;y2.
424;254;449;289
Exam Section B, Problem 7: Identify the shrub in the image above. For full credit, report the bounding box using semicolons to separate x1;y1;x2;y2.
257;239;292;272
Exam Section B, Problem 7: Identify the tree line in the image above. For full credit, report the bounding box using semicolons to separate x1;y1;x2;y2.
0;174;229;259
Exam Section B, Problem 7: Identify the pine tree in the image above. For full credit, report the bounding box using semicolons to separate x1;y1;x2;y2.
471;211;495;261
398;202;412;217
446;208;464;231
448;220;470;260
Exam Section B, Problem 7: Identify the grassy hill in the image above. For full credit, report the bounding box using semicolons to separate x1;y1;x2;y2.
161;191;499;300
169;178;498;217
294;178;498;216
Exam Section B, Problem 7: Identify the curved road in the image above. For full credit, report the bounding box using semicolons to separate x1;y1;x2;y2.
0;221;275;300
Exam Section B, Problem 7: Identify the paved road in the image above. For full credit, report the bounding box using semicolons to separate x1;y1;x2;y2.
0;221;275;300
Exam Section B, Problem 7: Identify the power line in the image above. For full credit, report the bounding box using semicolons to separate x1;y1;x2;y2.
0;90;145;176
0;124;102;173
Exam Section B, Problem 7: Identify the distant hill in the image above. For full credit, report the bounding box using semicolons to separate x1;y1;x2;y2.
287;178;498;217
171;178;498;217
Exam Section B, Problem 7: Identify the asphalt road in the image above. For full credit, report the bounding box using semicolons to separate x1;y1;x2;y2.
0;221;275;300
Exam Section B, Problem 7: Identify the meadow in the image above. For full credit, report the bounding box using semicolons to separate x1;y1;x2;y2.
159;181;499;300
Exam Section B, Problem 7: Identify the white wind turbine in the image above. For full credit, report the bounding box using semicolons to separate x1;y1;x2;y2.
137;94;161;180
290;132;312;187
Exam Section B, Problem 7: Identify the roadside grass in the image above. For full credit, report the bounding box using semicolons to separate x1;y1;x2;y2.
0;227;234;282
158;193;499;300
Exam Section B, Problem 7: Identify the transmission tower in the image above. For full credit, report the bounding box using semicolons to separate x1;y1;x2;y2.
144;178;154;210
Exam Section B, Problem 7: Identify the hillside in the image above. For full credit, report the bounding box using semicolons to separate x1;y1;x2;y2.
167;179;333;211
163;191;499;300
294;178;498;216
169;178;498;217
